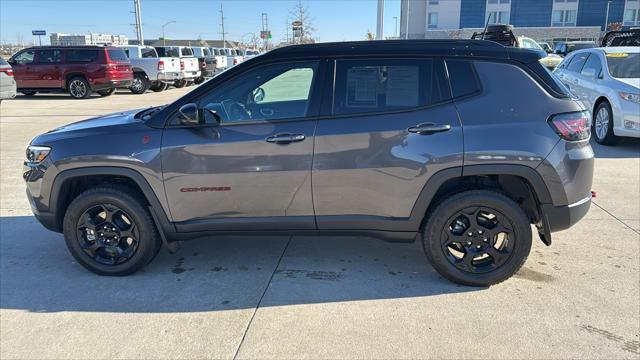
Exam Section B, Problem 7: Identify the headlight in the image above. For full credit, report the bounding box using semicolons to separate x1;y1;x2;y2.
618;92;640;104
26;145;51;163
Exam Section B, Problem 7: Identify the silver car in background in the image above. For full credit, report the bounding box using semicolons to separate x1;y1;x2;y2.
554;46;640;145
0;58;17;104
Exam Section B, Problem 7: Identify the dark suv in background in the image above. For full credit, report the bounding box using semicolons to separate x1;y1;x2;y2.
23;40;594;286
9;46;133;99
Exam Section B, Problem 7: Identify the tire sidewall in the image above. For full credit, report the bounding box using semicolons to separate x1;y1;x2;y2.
593;102;617;145
68;77;91;99
63;188;158;276
423;191;532;286
130;74;149;94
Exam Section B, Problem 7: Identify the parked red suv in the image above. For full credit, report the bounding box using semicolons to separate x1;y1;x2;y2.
9;46;133;99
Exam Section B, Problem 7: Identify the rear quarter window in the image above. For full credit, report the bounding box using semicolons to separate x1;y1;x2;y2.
567;52;589;73
65;49;99;63
141;47;157;58
445;60;481;98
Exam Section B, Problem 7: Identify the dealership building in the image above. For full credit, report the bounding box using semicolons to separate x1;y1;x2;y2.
49;33;129;46
399;0;640;41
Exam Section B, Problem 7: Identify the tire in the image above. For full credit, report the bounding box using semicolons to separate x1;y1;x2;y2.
421;190;532;287
130;73;150;94
21;91;37;96
63;186;162;276
193;77;204;85
97;88;116;97
593;101;618;145
150;82;168;92
185;80;194;87
174;79;187;88
67;76;92;99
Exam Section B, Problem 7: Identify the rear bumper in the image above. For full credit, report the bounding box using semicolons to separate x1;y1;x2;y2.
181;71;201;80
541;194;591;232
158;72;182;82
93;79;133;91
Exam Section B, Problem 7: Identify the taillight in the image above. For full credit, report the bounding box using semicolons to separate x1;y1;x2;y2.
180;61;185;71
548;111;591;141
233;58;238;65
158;60;164;71
1;68;13;76
201;60;206;68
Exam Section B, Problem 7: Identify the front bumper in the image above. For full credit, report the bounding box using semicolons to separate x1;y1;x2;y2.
541;194;591;232
24;159;61;233
614;99;640;138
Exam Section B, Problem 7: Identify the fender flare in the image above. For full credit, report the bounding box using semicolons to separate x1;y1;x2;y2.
50;167;175;235
408;164;553;230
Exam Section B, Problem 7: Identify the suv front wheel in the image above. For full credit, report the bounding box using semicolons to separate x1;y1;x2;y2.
422;190;532;286
63;186;161;276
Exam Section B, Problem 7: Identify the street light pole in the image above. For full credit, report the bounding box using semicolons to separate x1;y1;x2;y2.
162;21;176;46
393;16;398;38
604;1;612;31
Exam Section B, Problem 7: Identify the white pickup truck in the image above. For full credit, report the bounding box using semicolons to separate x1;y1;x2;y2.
210;48;228;70
154;46;200;88
118;45;182;93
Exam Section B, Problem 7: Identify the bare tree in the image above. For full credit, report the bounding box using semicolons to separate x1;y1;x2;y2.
289;0;315;44
15;33;24;49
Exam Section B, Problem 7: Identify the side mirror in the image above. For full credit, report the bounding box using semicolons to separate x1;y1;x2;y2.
178;103;199;126
7;58;15;65
582;68;596;78
252;87;265;103
545;48;553;54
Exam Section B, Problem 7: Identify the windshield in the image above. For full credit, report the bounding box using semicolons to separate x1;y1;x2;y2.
606;53;640;78
568;42;596;52
156;47;180;57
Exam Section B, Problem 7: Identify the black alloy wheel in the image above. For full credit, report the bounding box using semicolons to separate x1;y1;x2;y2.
441;206;514;274
422;190;531;286
76;203;140;266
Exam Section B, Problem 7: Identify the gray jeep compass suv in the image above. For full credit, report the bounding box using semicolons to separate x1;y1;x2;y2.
23;40;594;286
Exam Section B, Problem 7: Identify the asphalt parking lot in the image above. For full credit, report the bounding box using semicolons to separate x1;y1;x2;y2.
1;90;639;359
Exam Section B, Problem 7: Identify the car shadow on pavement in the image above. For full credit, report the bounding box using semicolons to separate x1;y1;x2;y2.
0;216;478;314
591;138;640;159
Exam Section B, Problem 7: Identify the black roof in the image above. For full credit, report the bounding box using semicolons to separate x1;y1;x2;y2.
264;39;544;63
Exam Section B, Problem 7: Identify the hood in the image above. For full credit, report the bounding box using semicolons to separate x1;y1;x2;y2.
47;109;142;134
614;77;640;90
32;108;147;145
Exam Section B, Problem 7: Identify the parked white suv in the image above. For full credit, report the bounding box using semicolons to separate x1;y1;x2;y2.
210;48;228;70
118;45;182;93
554;46;640;144
154;46;200;88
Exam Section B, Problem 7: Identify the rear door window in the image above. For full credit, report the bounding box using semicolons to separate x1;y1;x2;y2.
182;47;194;56
66;49;99;63
37;49;62;64
141;47;157;58
567;52;589;73
333;58;447;115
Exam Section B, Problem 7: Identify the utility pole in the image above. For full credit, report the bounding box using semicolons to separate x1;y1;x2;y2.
393;16;398;38
133;0;144;44
219;3;228;48
261;13;269;50
405;0;410;39
376;0;384;40
285;17;290;43
604;1;612;31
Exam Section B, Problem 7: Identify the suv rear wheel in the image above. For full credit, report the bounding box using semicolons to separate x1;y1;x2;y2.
422;190;531;286
593;101;618;145
174;79;187;88
68;77;92;99
62;186;161;276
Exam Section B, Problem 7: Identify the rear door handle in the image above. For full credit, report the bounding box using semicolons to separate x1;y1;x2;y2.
265;133;305;144
408;123;451;135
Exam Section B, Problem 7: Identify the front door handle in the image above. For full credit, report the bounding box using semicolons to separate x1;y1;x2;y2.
408;123;451;135
265;133;305;144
